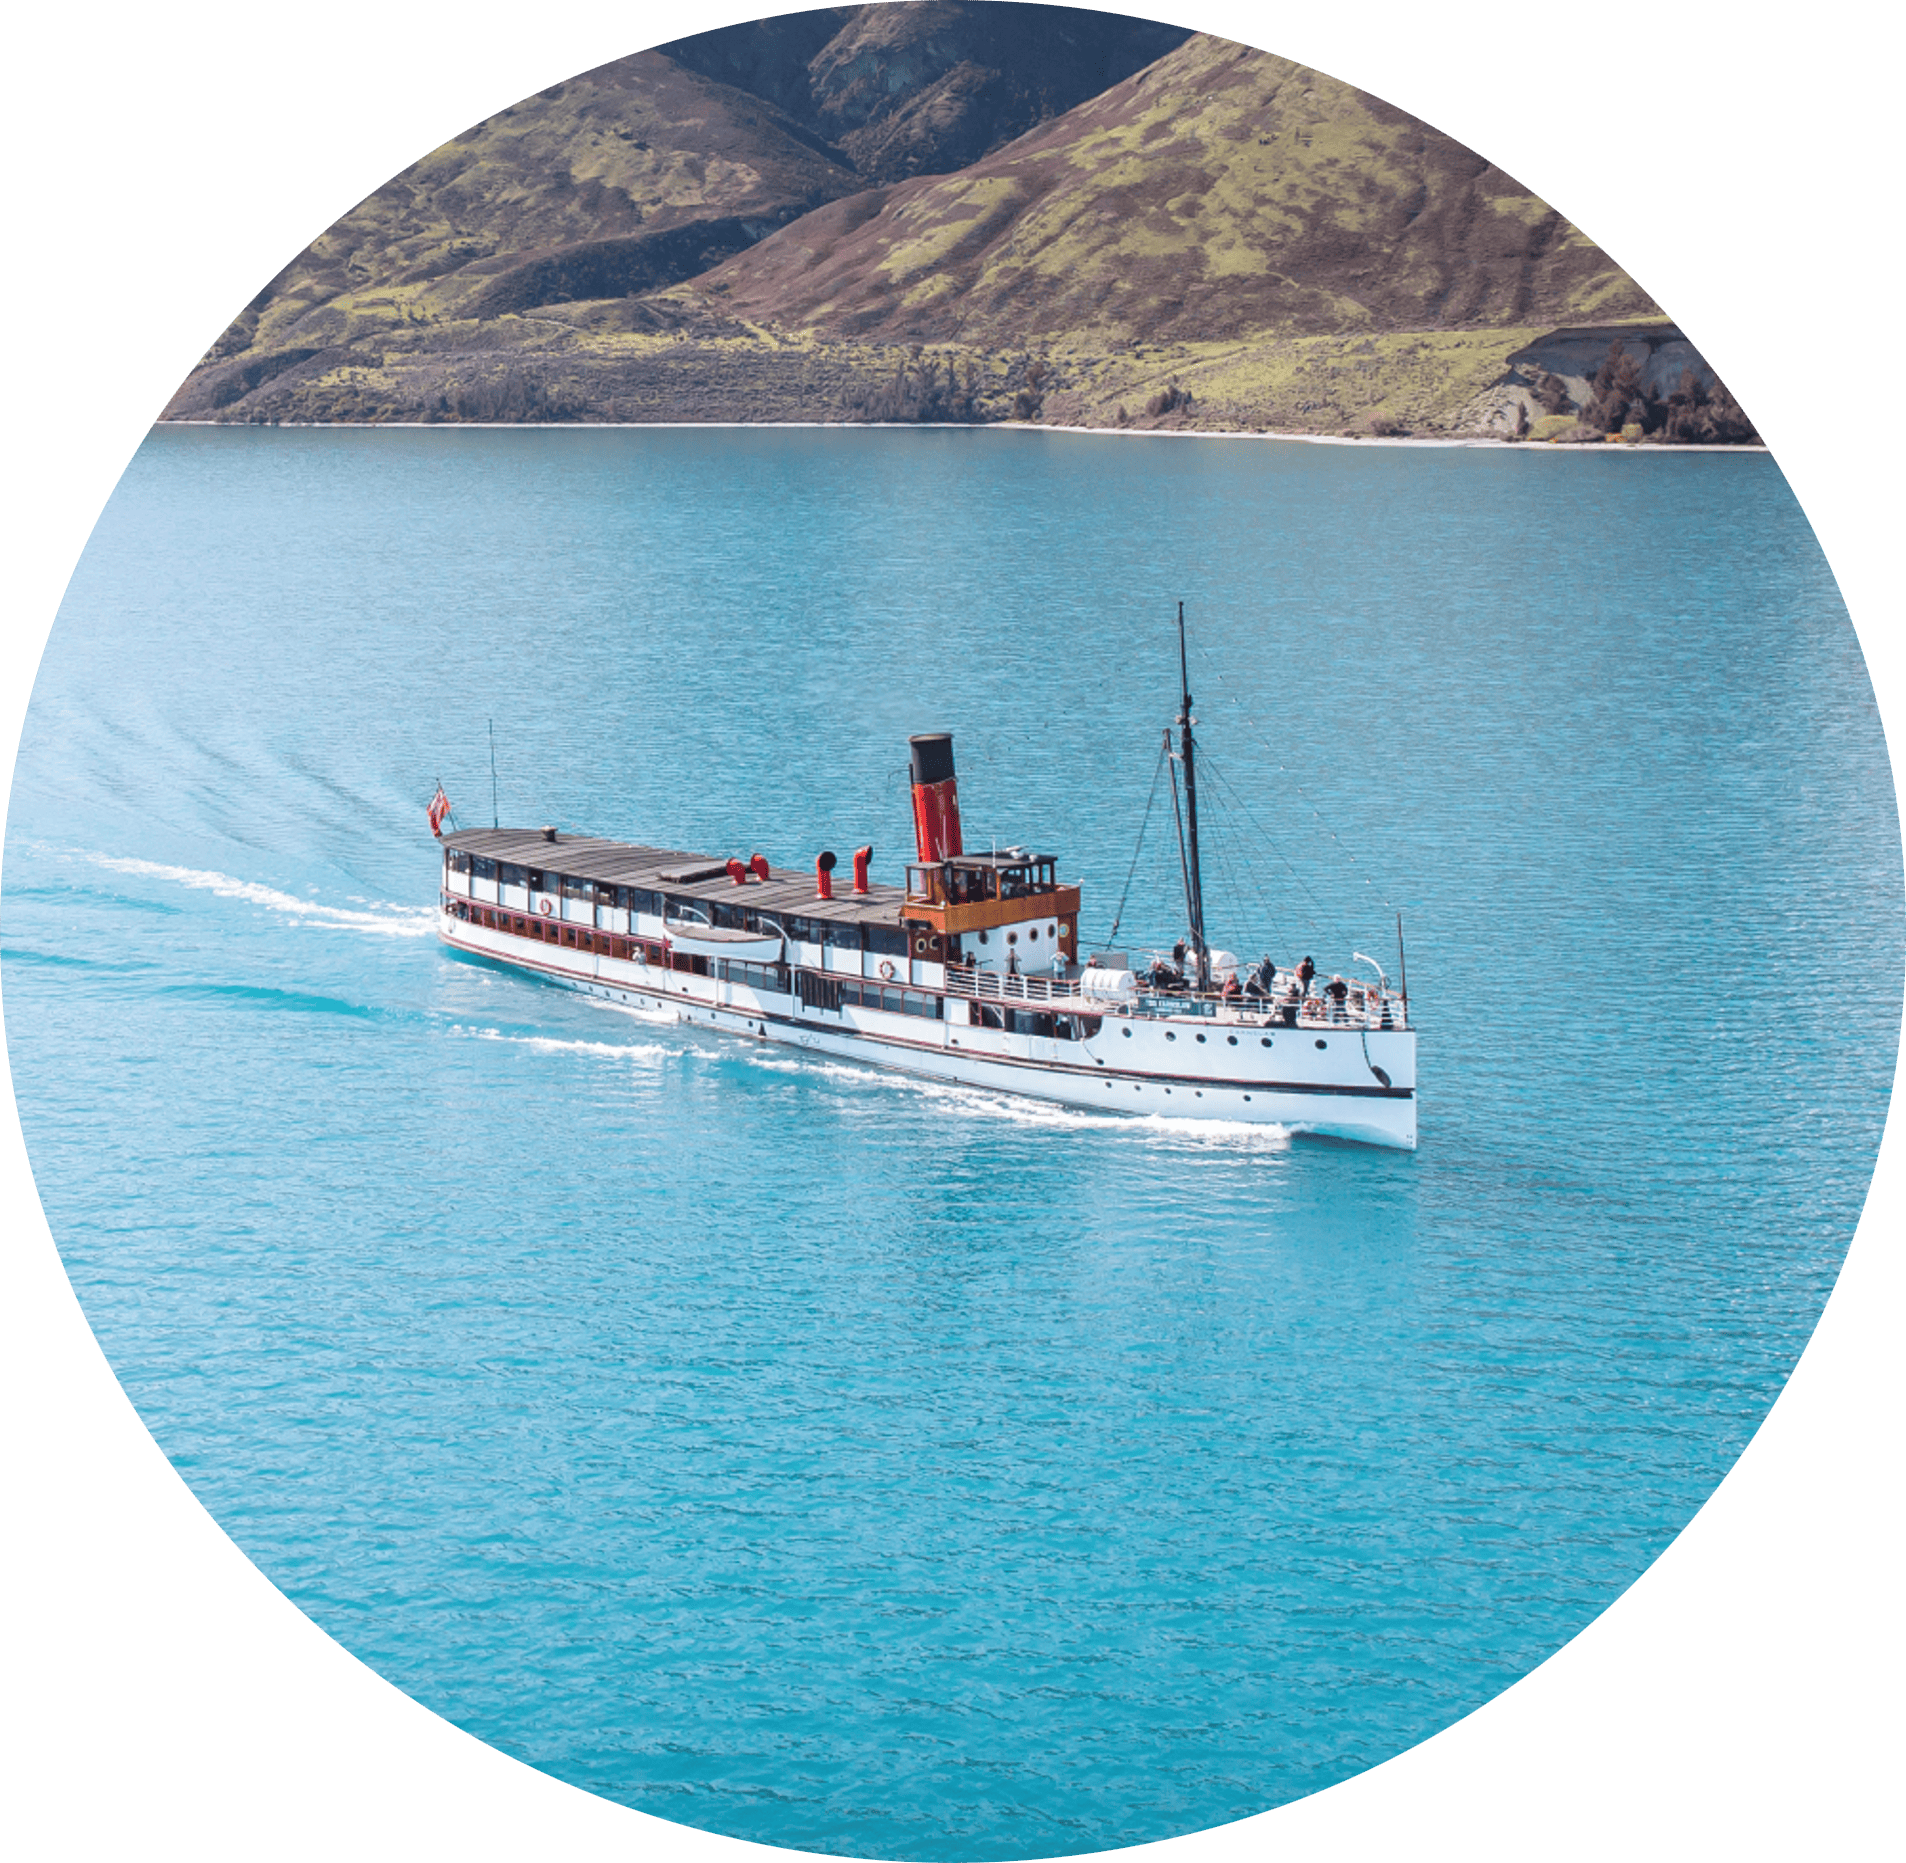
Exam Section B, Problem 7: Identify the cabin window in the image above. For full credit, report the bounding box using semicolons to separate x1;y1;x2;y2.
866;924;908;959
527;869;546;891
473;856;496;881
718;959;788;993
562;874;593;902
498;863;526;888
595;884;616;907
823;920;862;949
625;887;660;917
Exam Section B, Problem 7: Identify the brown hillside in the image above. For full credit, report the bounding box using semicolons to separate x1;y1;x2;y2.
170;48;866;415
686;33;1659;347
662;5;1188;184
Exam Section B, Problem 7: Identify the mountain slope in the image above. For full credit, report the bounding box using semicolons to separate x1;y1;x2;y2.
663;3;1190;183
687;33;1654;347
186;47;863;395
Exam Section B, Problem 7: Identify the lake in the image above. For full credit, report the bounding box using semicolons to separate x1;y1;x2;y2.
5;423;1896;1858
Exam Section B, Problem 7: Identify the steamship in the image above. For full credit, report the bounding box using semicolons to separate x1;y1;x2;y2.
436;618;1417;1148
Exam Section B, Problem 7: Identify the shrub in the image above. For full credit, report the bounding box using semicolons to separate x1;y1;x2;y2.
1143;379;1192;419
1531;369;1573;415
854;350;987;423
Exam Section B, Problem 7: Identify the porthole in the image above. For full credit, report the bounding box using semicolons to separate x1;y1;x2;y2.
1029;927;1039;943
1165;1087;1172;1094
1244;1094;1252;1102
1166;1031;1176;1041
1195;1032;1206;1044
1007;932;1018;945
1196;1090;1203;1097
1260;1036;1272;1048
1227;1035;1238;1046
1315;1038;1328;1050
978;930;990;945
1122;1027;1133;1038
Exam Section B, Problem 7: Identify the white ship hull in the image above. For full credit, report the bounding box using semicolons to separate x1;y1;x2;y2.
439;908;1418;1150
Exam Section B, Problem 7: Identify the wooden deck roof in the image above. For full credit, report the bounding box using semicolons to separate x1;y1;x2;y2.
441;826;910;925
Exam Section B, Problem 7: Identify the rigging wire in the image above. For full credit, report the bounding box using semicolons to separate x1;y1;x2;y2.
1200;786;1282;959
1105;736;1171;948
1201;767;1314;956
1191;638;1404;918
1198;751;1354;949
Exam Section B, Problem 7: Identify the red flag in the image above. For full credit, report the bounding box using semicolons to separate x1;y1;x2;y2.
427;784;452;837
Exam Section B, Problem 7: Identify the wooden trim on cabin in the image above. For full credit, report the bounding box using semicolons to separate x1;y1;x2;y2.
903;886;1082;936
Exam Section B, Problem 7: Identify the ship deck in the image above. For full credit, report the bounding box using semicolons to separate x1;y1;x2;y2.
441;826;908;928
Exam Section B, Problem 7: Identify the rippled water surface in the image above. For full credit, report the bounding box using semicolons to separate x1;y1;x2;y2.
7;426;1898;1858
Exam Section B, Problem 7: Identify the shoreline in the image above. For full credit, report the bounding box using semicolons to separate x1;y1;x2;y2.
153;416;1768;454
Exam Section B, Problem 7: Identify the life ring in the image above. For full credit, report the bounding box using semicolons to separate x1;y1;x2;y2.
878;959;896;980
539;897;554;915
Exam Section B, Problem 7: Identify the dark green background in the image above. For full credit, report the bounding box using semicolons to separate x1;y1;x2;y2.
7;7;1898;1853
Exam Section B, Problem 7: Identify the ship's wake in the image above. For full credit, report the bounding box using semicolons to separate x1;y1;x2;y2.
71;850;436;937
446;1024;669;1064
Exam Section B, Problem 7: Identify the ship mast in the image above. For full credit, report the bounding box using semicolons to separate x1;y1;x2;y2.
1175;601;1210;991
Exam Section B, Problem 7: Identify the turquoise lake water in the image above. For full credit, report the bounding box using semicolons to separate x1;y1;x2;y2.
6;424;1899;1857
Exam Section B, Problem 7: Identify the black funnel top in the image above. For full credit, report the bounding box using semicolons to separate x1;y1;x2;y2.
909;733;956;787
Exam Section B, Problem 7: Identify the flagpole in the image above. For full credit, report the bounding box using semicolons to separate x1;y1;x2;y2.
488;718;499;829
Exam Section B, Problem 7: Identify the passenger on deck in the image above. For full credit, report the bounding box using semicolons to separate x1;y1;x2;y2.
1221;972;1242;1002
1297;956;1316;992
1326;975;1349;1021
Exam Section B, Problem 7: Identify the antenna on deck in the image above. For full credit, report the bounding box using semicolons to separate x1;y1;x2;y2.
488;718;499;830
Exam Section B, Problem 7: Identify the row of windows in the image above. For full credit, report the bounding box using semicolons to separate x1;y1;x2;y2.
716;960;790;994
969;1005;1102;1040
837;980;943;1020
450;902;669;964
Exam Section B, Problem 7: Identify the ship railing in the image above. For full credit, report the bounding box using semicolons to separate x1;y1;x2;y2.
1129;990;1411;1031
943;962;1084;1005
